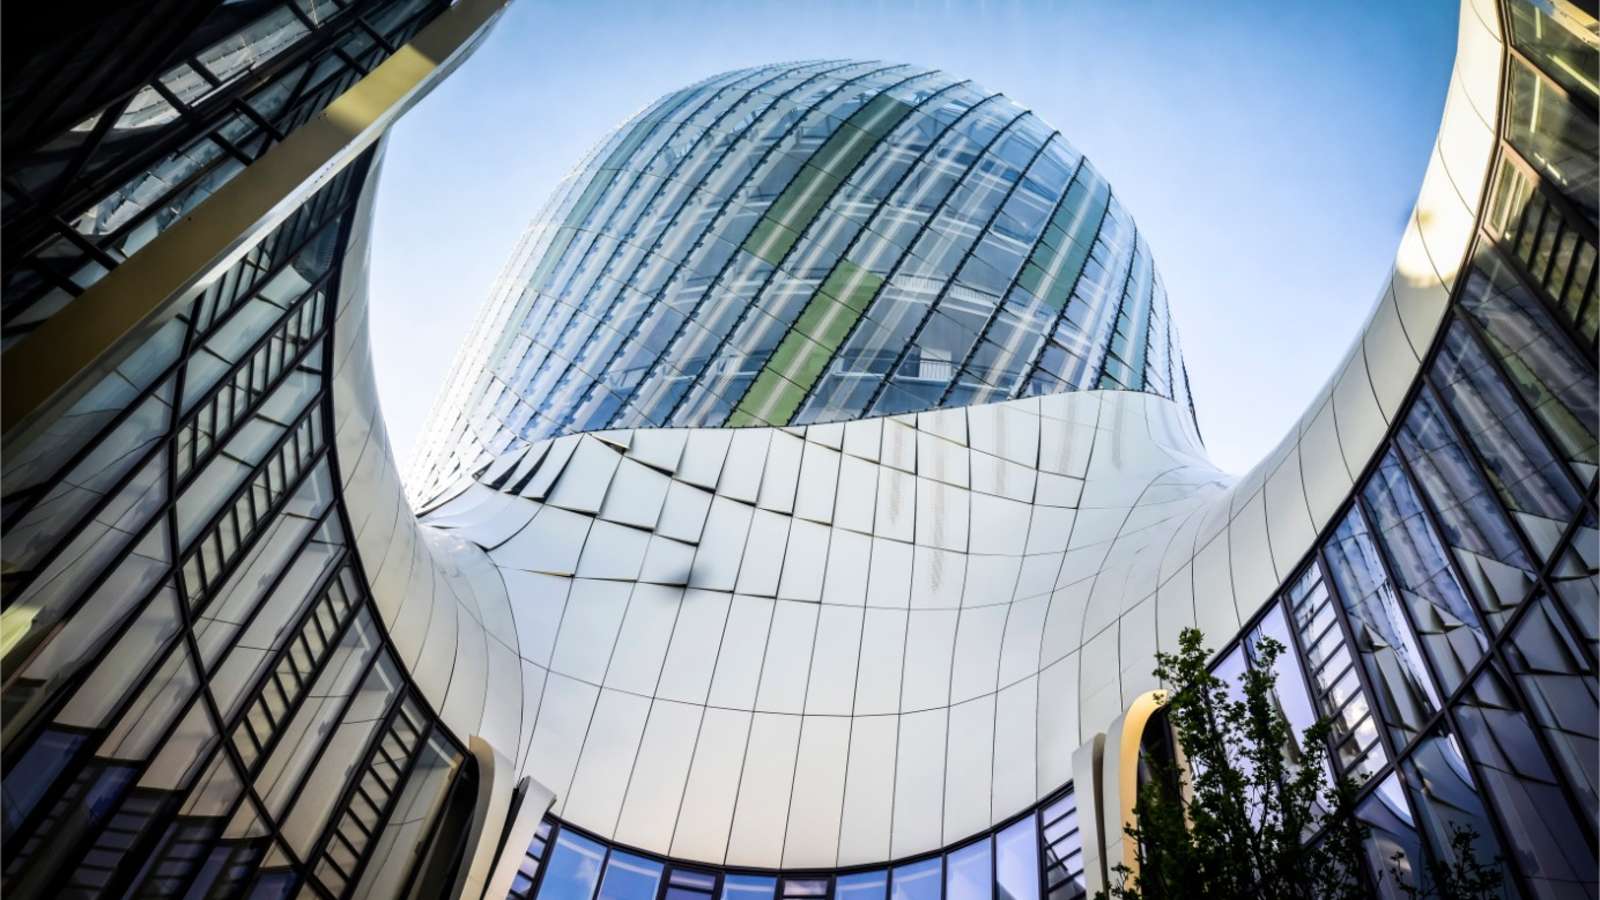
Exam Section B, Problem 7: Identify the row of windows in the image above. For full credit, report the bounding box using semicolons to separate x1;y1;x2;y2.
0;144;477;897
0;0;447;347
510;787;1085;900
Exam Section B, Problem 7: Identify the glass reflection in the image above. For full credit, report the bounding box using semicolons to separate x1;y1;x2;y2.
539;831;608;900
996;817;1042;900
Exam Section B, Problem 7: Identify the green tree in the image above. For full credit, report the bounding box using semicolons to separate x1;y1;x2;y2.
1094;627;1506;899
1094;627;1370;900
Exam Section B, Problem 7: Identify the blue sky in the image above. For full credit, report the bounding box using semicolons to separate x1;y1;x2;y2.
369;0;1458;475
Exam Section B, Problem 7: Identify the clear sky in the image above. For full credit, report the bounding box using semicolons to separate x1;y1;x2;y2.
368;0;1458;476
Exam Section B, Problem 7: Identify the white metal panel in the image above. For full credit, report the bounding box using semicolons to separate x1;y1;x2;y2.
735;508;791;597
794;441;841;524
916;477;970;552
854;607;908;715
489;505;592;576
564;689;651;836
577;520;649;580
806;604;865;715
917;430;970;488
726;713;802;866
783;715;852;868
822;528;872;606
707;595;775;710
758;429;805;513
525;674;599;815
901;609;957;712
657;480;713;543
691;498;755;591
875;468;916;542
991;678;1037;822
891;708;947;857
599;458;672;529
504;570;570;667
951;604;1007;703
657;590;732;705
910;546;966;610
756;600;819;713
944;695;995;843
615;699;702;850
778;518;831;602
550;579;632;684
671;707;752;862
834;454;880;533
866;537;913;608
837;714;896;866
604;583;683;695
966;490;1027;556
678;429;735;489
548;436;623;514
719;429;772;503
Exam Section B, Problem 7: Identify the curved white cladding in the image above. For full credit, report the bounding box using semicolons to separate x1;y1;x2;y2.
326;0;1506;873
417;390;1226;865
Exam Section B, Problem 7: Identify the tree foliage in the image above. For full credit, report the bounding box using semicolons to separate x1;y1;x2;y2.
1094;627;1368;899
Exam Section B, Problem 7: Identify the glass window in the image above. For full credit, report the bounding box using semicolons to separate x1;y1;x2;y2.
597;851;663;900
537;830;608;900
1322;508;1441;748
1361;451;1490;692
946;838;993;900
995;817;1041;900
1394;726;1510;899
1040;789;1085;900
837;870;888;900
1504;57;1598;222
1432;318;1583;562
1452;662;1595;897
1460;244;1597;477
1504;590;1599;823
891;857;943;900
722;874;778;900
1355;774;1424;900
1394;386;1540;630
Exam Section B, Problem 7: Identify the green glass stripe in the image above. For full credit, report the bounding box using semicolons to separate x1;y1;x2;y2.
740;94;914;265
1022;174;1111;310
818;258;884;313
731;257;882;424
746;217;803;265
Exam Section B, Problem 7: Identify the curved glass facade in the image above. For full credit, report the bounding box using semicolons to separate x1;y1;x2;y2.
410;61;1193;500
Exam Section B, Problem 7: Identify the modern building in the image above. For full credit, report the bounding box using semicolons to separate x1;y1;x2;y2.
1;2;1594;900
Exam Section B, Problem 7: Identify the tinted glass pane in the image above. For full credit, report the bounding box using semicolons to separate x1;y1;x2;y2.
892;857;943;900
1504;590;1600;823
1323;508;1441;748
946;838;993;900
597;851;663;900
1395;387;1539;630
1356;774;1424;900
1361;450;1490;692
995;817;1041;900
1394;726;1509;899
838;871;888;900
723;874;778;900
1432;319;1581;561
1453;662;1596;897
537;831;608;900
1460;244;1598;477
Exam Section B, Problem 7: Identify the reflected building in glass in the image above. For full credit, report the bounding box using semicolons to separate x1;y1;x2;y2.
1;1;1596;899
